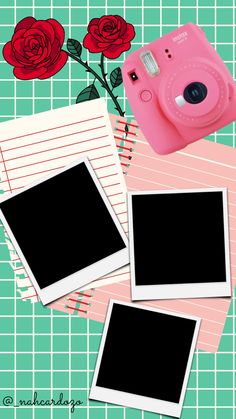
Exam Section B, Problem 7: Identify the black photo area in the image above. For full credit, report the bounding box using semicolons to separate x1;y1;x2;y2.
96;303;197;403
131;191;227;286
0;162;126;289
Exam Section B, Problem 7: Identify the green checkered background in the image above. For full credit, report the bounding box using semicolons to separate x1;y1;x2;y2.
0;0;236;418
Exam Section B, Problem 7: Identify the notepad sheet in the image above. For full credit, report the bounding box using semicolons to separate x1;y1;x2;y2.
0;99;129;311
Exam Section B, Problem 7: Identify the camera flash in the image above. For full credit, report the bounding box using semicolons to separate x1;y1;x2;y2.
140;51;160;76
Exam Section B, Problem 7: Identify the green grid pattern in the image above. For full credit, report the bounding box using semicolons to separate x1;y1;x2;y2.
0;0;236;418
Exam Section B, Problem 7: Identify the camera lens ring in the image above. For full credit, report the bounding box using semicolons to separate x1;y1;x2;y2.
160;60;229;127
183;81;208;104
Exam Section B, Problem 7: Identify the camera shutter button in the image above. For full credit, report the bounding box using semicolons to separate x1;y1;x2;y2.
140;89;152;102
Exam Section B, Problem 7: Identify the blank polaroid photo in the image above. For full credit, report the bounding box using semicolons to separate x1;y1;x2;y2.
0;157;128;305
128;188;231;301
90;300;200;417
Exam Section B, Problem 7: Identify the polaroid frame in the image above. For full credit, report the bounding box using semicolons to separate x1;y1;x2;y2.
90;299;201;417
0;157;129;305
128;188;231;301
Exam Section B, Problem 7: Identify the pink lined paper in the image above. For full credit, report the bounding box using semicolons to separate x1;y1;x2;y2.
82;121;236;353
127;127;236;352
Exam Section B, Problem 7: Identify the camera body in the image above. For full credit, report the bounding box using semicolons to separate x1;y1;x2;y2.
122;23;236;154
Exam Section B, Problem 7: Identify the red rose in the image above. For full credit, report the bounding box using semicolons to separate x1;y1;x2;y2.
83;15;135;59
3;17;68;80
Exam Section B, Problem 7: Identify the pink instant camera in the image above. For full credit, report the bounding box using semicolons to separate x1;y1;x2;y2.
122;23;236;154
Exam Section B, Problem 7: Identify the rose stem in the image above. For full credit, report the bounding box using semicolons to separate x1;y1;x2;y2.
99;54;124;116
66;50;128;129
99;54;128;136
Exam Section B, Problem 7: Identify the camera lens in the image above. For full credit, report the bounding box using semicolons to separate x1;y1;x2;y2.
183;82;207;104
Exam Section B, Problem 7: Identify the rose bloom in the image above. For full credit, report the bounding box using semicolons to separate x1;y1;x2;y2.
3;17;68;80
83;15;135;59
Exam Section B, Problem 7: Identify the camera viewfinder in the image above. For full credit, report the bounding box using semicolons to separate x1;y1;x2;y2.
129;72;139;81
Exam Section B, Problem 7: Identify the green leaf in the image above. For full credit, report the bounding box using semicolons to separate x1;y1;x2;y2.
110;67;123;89
76;84;100;104
67;39;82;57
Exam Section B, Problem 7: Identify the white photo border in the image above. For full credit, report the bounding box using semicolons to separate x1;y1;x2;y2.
127;188;231;301
89;299;201;418
0;157;129;305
